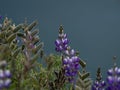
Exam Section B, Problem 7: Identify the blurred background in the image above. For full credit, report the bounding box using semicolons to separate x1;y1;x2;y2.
0;0;120;80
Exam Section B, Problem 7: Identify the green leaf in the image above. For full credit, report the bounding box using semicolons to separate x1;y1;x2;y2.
17;32;26;38
79;59;86;68
7;33;16;43
33;42;44;54
30;54;39;64
13;24;23;33
33;36;40;45
12;47;21;57
78;72;90;80
24;21;38;32
31;29;39;36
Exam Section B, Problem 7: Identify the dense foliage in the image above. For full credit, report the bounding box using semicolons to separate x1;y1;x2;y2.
0;17;120;90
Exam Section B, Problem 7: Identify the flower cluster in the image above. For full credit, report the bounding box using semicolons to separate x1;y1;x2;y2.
92;67;106;90
106;66;120;90
92;80;106;90
0;61;11;89
63;47;80;82
55;26;69;52
55;26;80;83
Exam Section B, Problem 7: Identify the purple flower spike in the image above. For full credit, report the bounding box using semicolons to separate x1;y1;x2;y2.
92;67;106;90
55;26;69;52
106;65;120;89
55;26;80;83
63;52;80;82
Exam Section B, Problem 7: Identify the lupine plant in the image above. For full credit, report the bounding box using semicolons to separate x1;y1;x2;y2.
55;26;80;82
55;26;80;83
55;26;68;52
0;17;85;90
92;67;106;90
54;26;81;89
1;16;120;90
106;56;120;90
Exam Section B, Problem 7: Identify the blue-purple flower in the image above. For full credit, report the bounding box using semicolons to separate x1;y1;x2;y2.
106;67;120;90
92;81;106;90
55;26;69;52
0;61;11;89
62;48;80;83
92;67;106;90
55;26;80;83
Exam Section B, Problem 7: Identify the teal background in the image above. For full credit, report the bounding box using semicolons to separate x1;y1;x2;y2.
0;0;120;80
